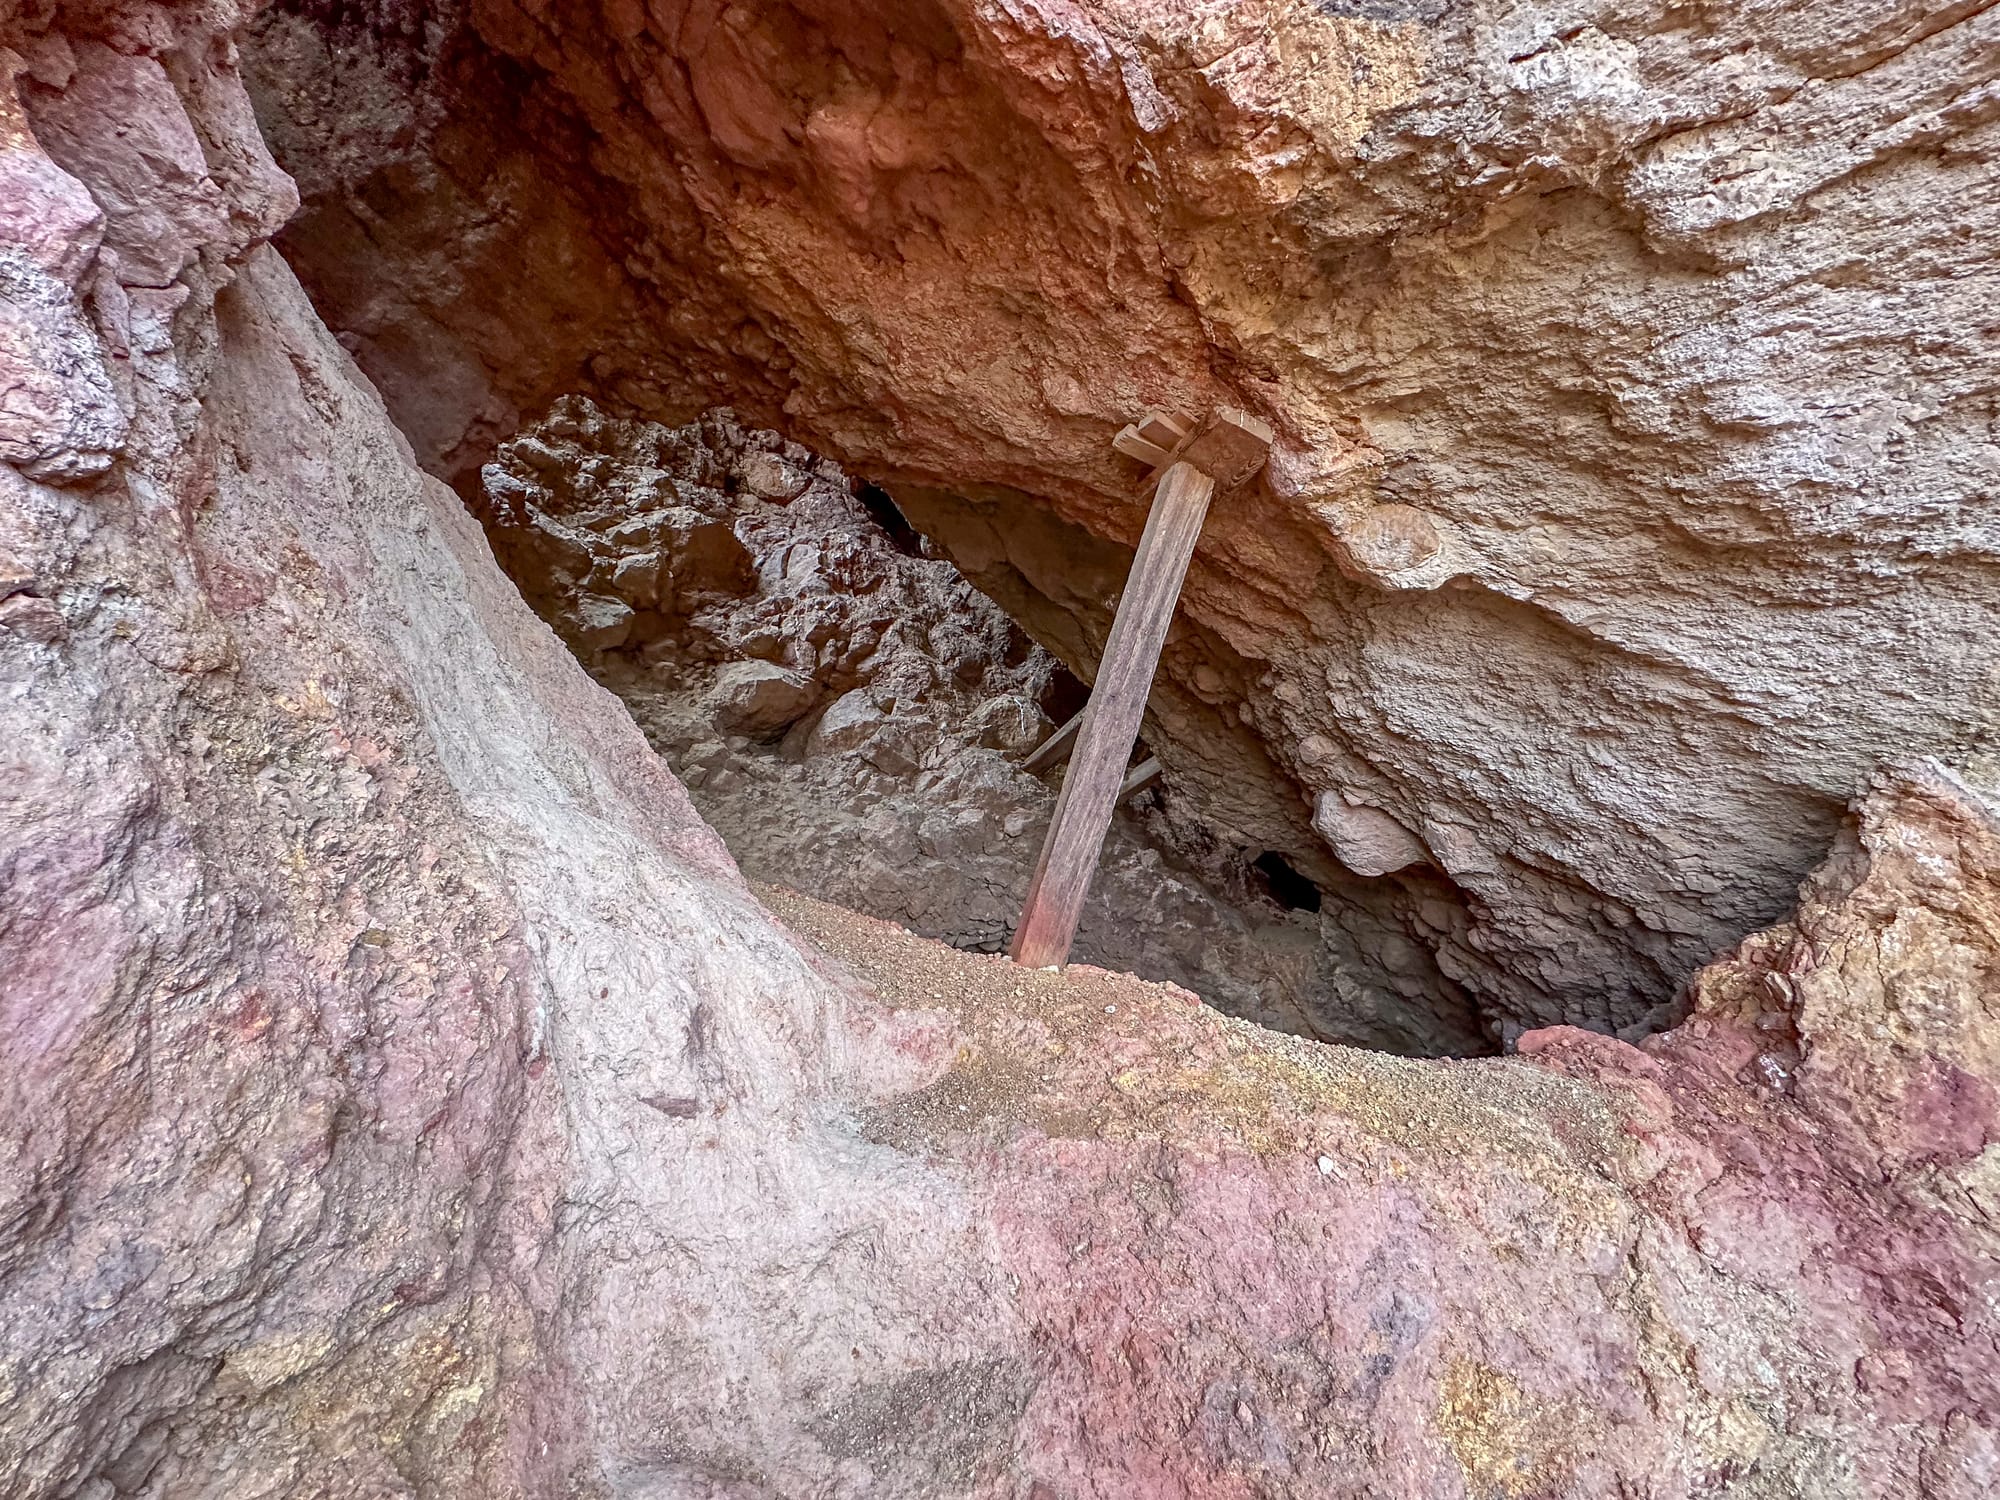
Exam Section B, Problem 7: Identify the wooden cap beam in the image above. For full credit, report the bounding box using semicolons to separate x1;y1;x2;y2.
1141;405;1273;495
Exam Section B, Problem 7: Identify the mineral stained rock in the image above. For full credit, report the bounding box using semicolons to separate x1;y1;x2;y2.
474;397;1483;1053
3;0;1998;1496
241;0;2000;1040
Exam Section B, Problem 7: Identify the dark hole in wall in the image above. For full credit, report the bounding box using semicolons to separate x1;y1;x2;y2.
1037;661;1090;726
853;480;926;558
1252;851;1323;913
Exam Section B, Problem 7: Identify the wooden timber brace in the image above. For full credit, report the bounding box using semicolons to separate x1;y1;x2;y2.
1010;406;1273;969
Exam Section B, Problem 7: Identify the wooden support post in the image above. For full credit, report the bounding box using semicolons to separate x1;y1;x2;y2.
1116;756;1162;806
1022;707;1085;773
1010;461;1217;968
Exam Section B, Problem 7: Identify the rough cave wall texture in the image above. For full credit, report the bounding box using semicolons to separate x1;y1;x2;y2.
472;396;1489;1055
239;0;2000;1038
2;5;991;1487
3;0;2000;1495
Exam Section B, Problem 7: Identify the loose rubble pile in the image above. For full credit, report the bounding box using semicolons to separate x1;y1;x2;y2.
475;398;1486;1054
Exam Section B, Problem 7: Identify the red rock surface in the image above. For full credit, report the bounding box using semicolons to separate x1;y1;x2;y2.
240;0;2000;1043
0;1;1995;1495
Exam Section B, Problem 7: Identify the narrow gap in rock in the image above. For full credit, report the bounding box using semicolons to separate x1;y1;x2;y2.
1037;660;1090;726
470;396;1494;1058
852;480;926;559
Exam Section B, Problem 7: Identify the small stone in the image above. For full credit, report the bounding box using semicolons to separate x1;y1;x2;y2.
736;451;810;501
0;548;34;601
709;660;818;737
0;593;66;644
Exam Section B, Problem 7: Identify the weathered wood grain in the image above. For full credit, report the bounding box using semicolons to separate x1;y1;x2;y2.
1011;461;1218;968
1144;406;1273;495
1112;425;1175;467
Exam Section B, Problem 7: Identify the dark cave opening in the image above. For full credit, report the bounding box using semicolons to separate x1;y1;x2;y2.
1035;661;1090;729
457;394;1506;1058
852;479;926;558
1251;851;1323;914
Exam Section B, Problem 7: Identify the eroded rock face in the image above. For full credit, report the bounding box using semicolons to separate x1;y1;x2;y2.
473;396;1484;1054
773;755;2000;1498
3;1;1999;1493
2;7;1004;1485
241;0;2000;1039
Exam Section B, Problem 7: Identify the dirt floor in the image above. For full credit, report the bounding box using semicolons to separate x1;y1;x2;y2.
757;883;1628;1195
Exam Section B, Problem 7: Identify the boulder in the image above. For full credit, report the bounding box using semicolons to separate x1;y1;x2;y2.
661;511;754;600
707;660;818;738
807;688;884;756
609;550;662;606
736;451;809;502
968;694;1044;752
861;715;932;779
1313;791;1431;879
567;595;634;651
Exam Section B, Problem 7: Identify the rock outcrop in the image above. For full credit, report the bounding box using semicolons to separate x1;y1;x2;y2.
3;0;1996;1495
241;0;2000;1038
474;396;1485;1053
776;756;2000;1496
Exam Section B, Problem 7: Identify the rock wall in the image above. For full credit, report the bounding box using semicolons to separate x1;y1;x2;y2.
474;396;1486;1054
239;0;2000;1038
2;6;1005;1484
3;1;1998;1494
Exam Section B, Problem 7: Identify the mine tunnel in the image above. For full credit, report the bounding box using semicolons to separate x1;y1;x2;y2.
7;0;1998;1493
228;0;1993;1064
228;0;1756;1059
465;394;1498;1056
